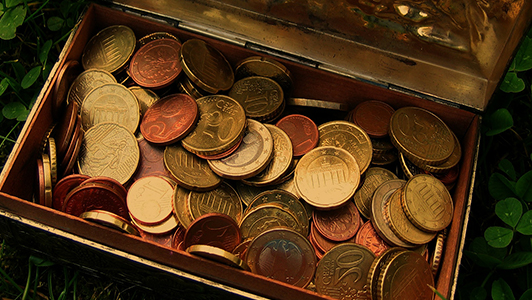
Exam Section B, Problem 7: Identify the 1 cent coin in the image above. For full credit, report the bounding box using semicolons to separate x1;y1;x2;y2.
183;213;241;252
312;201;361;242
63;183;129;219
276;114;318;157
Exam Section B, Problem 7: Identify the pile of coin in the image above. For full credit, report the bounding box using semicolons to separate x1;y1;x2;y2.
34;24;463;300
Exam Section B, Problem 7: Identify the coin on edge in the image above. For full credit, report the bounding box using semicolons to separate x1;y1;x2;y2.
129;86;160;116
187;244;249;271
81;210;139;236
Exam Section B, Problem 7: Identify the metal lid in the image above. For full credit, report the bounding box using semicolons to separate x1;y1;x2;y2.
112;0;532;111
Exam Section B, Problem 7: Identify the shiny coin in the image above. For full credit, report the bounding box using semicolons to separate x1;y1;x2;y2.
295;146;360;209
287;98;350;111
46;137;58;185
179;38;234;94
228;76;284;122
52;60;82;115
208;119;274;180
239;203;301;240
431;230;446;276
127;176;174;225
63;183;129;219
276;114;318;157
173;186;195;228
67;69;117;108
355;221;391;257
182;95;246;156
82;25;136;73
318;120;373;174
195;135;243;160
52;174;90;211
164;144;221;191
233;181;270;207
232;238;252;261
353;167;398;219
80;210;139;236
140;93;198;145
138;32;181;46
246;228;316;288
132;136;173;181
315;243;375;299
39;153;53;207
313;201;361;242
129;38;182;89
402;174;453;232
187;244;249;270
389;107;454;166
80;83;140;132
131;213;179;235
188;182;243;225
129;86;159;116
184;213;241;252
53;100;79;159
234;56;293;96
351;100;395;138
77;122;140;185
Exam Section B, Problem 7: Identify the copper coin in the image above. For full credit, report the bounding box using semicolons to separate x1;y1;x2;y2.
171;224;186;249
53;100;79;159
355;221;391;257
35;157;46;206
59;115;82;174
138;32;181;46
133;137;173;181
232;238;252;261
139;229;175;247
140;93;198;145
351;100;395;139
431;164;460;186
309;221;339;254
63;183;129;219
184;213;241;252
52;60;82;115
52;174;90;210
308;231;325;260
81;176;127;202
129;39;182;89
61;129;84;177
276;114;318;156
312;201;361;242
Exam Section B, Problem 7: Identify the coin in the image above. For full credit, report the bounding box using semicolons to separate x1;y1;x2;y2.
53;60;82;115
171;224;186;249
351;100;395;139
139;229;175;248
68;69;117;108
315;243;375;299
246;228;316;288
421;131;462;173
131;214;179;235
129;86;159;116
80;210;139;236
182;95;246;156
52;174;90;211
239;203;300;240
132;136;172;181
308;230;325;260
187;244;249;270
188;182;243;224
295;146;360;209
177;76;207;99
129;38;182;89
77;122;140;185
127;176;174;225
401;174;453;232
164;144;221;191
179;38;234;94
389;107;454;166
59;116;83;177
353;167;398;219
355;221;391;257
140;93;198;145
228;76;284;122
287;98;350;111
431;230;446;276
208;119;274;180
276;114;319;157
309;221;348;254
173;186;195;228
366;247;405;300
183;213;241;252
195;135;244;160
46;137;58;185
234;56;293;96
53;100;79;159
318;120;372;174
80;83;140;132
82;25;136;73
81;176;127;201
40;153;53;207
63;183;129;219
313;201;360;242
138;32;181;46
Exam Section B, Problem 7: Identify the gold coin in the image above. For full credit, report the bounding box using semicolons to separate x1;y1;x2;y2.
401;174;453;232
228;76;284;122
239;203;300;240
421;131;462;173
234;56;293;96
82;25;136;73
80;83;140;133
318;120;372;174
129;86;159;116
127;176;174;225
177;76;207;99
173;186;195;228
138;31;181;46
389;107;454;166
398;152;425;180
208;119;274;180
80;210;140;236
182;95;246;156
47;137;58;185
384;189;436;245
179;39;234;94
187;244;250;271
41;153;53;207
371;137;395;154
164;144;221;191
431;229;446;276
243;124;293;186
77;122;139;185
315;243;375;299
353;167;398;219
131;213;178;235
67;69;117;109
366;247;405;300
233;181;270;207
287;97;350;111
295;146;360;209
188;182;243;224
371;150;398;166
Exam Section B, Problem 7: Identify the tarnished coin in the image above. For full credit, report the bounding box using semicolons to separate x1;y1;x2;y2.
164;144;221;191
318;120;373;174
80;210;139;236
187;244;249;270
68;69;117;108
139;229;175;248
53;100;79;159
184;213;241;252
276;114;318;157
295;146;360;209
127;176;174;225
81;176;127;201
138;32;181;46
140;93;198;145
129;38;182;89
355;221;391;257
232;238;253;261
171;224;186;249
246;228;316;288
243;124;293;186
182;95;246;156
173;186;195;228
234;56;293;96
59;116;83;177
351;100;395;139
315;243;375;299
129;86;159;116
63;183;129;219
132;213;179;235
208;119;274;180
421;131;462;173
132;137;173;181
399;152;425;180
313;201;360;242
228;76;284;122
195;135;243;160
179;39;234;94
402;174;453;232
53;60;82;115
188;182;243;224
239;204;300;240
353;167;398;219
389;107;454;166
81;25;136;73
52;174;90;210
77;122;140;185
233;181;270;207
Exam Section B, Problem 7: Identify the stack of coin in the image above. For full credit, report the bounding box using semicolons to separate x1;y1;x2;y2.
234;56;293;97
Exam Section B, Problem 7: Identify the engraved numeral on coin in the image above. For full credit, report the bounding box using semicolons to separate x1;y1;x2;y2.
333;250;364;285
244;94;270;114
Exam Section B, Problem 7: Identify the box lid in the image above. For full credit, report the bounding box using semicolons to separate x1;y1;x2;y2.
110;0;532;111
